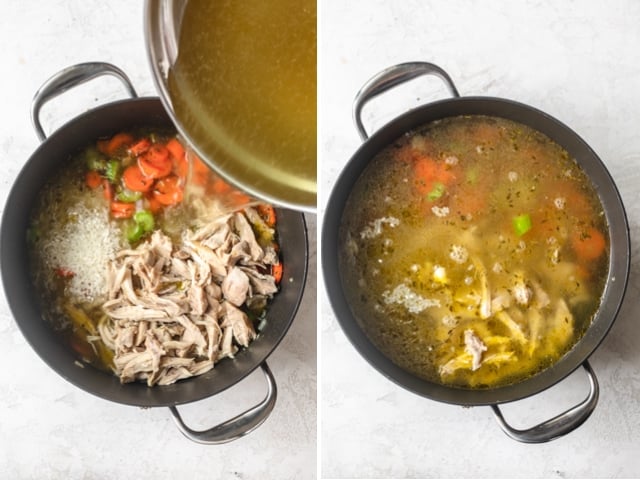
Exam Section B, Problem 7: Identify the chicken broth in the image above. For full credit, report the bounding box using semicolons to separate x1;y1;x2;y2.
28;131;283;385
168;0;317;207
339;115;608;388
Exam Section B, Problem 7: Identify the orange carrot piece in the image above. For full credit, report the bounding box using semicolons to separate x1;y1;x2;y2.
190;155;210;186
257;204;276;227
166;138;185;161
85;170;102;189
123;165;154;192
153;175;183;205
138;151;172;179
210;177;233;195
572;227;606;260
413;156;454;195
272;263;283;284
128;138;151;156
102;179;114;201
110;201;136;219
230;192;251;207
146;194;163;214
105;133;134;156
147;144;170;163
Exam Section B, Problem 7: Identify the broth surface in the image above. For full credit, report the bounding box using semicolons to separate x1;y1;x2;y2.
339;115;608;388
168;0;317;207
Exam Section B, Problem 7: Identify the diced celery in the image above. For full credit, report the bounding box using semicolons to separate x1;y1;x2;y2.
513;214;532;236
427;182;446;201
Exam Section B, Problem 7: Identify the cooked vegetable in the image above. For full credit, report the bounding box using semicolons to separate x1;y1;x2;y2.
133;210;154;232
104;132;134;156
128;138;151;156
272;262;283;284
513;213;532;236
104;159;121;183
138;147;172;179
122;165;153;192
257;204;277;227
115;187;143;203
573;227;606;260
85;170;102;189
110;201;136;219
427;182;446;201
153;175;183;205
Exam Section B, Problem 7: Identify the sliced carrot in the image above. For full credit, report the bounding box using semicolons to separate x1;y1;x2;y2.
230;192;251;207
209;177;233;195
166;138;185;161
146;194;163;214
191;155;210;186
272;263;283;284
572;227;606;260
257;204;276;227
105;133;134;156
138;150;172;179
102;179;114;201
174;155;189;179
147;144;170;164
110;201;136;219
153;175;183;205
85;170;102;189
414;156;455;196
128;138;151;156
123;165;154;192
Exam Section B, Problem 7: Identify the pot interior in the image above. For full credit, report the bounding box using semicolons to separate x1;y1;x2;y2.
322;96;630;405
1;98;308;407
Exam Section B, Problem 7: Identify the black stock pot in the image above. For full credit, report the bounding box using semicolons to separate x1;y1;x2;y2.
322;62;629;443
0;62;308;444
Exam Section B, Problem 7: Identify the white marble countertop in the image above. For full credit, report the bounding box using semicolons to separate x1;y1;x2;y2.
320;1;640;478
0;1;316;478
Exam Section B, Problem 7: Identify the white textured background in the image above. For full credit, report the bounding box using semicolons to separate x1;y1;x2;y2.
320;1;640;478
0;1;316;479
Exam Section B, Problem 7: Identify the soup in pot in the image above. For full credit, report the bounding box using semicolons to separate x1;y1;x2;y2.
28;130;283;386
339;115;609;388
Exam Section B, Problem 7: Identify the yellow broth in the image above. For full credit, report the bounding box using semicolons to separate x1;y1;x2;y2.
168;0;317;207
339;116;609;388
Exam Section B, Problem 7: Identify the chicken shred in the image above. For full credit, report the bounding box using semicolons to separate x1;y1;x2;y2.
100;208;279;386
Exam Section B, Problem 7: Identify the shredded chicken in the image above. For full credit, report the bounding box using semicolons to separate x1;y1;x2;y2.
464;329;487;371
100;208;279;386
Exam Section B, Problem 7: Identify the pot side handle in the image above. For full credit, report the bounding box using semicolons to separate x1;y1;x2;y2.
168;362;277;445
31;62;138;142
490;361;599;443
352;61;460;140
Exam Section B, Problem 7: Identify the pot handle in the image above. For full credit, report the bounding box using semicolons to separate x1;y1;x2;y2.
168;362;277;445
31;62;138;141
352;61;460;140
490;361;599;443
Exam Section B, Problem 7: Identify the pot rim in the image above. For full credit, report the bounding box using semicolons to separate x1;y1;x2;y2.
322;94;630;406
